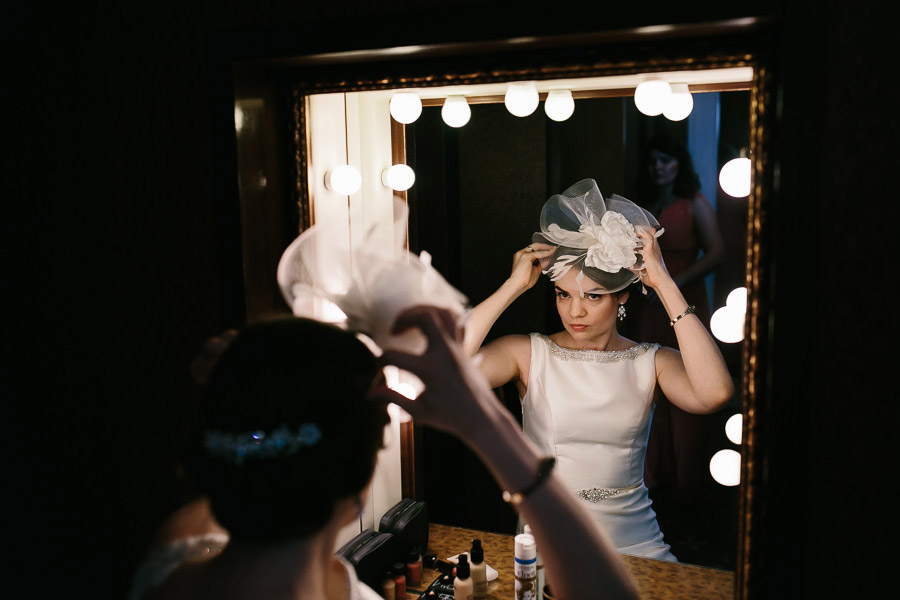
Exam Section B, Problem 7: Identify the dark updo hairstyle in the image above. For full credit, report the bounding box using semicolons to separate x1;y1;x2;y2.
183;317;388;542
639;133;701;201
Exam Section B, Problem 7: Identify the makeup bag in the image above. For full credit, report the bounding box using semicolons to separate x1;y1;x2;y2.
336;528;397;591
378;498;429;558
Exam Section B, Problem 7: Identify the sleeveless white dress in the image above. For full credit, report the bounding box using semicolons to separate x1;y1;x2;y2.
522;333;676;561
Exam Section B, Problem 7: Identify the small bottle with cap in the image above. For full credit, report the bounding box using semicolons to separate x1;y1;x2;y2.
453;553;474;600
514;533;537;600
523;525;543;600
469;539;487;599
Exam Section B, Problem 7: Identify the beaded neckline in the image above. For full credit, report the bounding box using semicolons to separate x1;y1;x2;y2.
536;334;653;363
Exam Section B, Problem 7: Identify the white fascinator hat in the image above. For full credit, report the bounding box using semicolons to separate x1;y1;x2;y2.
532;178;662;295
276;198;469;354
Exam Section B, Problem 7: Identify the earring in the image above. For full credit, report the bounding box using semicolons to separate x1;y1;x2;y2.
617;304;626;321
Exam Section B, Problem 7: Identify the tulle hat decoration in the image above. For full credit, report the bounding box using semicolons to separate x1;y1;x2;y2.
532;178;663;295
276;198;469;355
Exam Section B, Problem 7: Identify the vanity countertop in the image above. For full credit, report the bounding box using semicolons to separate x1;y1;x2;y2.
406;523;733;599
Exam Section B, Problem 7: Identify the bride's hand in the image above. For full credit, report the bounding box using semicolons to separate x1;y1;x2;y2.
508;244;552;292
369;305;499;439
634;227;673;291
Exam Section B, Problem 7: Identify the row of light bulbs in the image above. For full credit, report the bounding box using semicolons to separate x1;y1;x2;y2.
324;163;415;196
390;78;699;128
390;83;576;128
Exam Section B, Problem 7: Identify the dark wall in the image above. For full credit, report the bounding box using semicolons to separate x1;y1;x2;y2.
6;2;897;598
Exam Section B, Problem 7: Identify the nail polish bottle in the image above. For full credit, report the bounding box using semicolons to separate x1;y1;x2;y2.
393;562;406;598
381;569;396;600
453;553;473;600
469;539;487;599
406;545;422;587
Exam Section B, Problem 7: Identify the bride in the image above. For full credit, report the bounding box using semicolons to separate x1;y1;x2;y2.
462;178;734;561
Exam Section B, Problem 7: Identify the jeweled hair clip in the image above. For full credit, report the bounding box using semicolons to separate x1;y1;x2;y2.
203;423;322;465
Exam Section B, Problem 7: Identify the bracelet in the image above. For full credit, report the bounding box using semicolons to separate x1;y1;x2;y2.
502;457;556;505
669;305;697;327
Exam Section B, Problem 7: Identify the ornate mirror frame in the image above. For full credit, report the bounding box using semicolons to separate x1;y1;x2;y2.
225;17;775;599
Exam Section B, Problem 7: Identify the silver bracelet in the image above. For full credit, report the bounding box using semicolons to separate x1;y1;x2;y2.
669;305;697;327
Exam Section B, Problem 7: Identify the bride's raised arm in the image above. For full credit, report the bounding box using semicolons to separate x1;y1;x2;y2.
462;245;546;356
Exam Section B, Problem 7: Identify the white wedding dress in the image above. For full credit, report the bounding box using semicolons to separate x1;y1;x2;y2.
522;333;676;561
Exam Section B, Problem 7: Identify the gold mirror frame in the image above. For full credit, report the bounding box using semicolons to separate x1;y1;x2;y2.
233;20;774;598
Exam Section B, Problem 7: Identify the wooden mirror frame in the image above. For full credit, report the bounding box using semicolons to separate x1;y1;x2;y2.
223;18;775;599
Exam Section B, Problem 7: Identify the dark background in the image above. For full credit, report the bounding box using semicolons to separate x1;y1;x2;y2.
5;1;897;598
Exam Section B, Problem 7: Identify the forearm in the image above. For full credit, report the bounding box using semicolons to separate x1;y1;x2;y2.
672;249;724;288
462;279;528;356
462;405;639;600
654;279;733;410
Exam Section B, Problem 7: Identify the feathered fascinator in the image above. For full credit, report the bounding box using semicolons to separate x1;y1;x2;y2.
532;178;662;295
277;198;469;355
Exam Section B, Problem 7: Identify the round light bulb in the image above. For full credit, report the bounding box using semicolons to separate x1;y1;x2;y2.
544;89;575;122
381;164;416;191
325;165;362;196
719;157;752;198
711;305;745;343
725;413;743;445
441;95;471;128
727;286;748;314
504;82;539;117
663;84;694;121
709;449;741;487
389;92;422;124
634;78;672;116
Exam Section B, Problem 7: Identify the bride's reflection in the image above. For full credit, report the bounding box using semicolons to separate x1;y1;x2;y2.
404;91;749;569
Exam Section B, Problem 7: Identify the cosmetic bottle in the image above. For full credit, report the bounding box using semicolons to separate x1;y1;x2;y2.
453;553;474;600
514;533;537;600
469;539;487;599
392;562;406;598
406;545;422;587
523;525;543;600
381;570;396;600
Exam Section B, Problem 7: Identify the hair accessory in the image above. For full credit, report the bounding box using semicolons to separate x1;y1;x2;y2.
669;305;697;327
617;303;627;321
276;197;468;355
204;423;322;465
532;179;663;296
502;457;556;506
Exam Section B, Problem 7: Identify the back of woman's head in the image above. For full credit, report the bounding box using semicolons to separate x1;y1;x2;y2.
641;133;701;199
184;317;388;542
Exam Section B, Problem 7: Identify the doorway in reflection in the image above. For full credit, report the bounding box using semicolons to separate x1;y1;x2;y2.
404;90;749;570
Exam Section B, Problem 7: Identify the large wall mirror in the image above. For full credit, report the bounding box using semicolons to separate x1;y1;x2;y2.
230;21;772;598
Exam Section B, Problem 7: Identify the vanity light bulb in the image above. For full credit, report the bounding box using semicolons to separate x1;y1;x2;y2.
662;84;693;121
634;78;672;117
234;106;245;132
325;165;362;196
725;413;743;445
719;157;752;198
390;92;423;124
544;89;575;122
711;305;745;343
441;96;471;128
505;82;540;117
382;164;416;191
709;449;741;487
727;286;748;314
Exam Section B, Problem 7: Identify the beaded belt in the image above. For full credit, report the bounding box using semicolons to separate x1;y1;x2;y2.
576;484;638;503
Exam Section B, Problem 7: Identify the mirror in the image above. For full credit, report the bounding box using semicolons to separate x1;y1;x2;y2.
400;76;751;571
231;24;771;597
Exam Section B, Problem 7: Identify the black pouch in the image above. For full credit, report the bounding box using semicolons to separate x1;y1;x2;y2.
336;528;396;591
378;498;429;558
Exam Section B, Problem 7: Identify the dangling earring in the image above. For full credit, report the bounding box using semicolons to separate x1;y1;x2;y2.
617;303;627;321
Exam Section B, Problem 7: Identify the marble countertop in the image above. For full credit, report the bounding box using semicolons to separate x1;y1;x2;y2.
405;523;733;599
